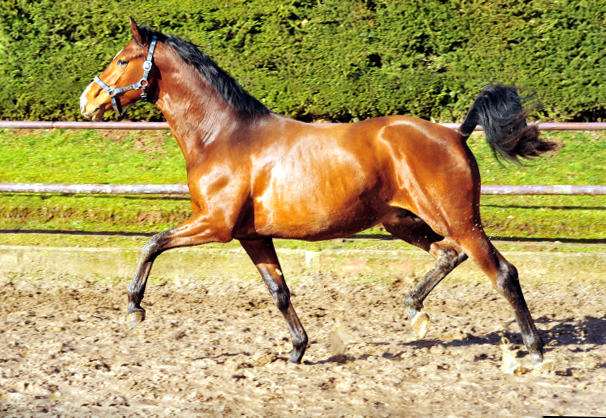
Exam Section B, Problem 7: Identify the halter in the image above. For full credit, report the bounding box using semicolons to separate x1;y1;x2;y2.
94;36;158;116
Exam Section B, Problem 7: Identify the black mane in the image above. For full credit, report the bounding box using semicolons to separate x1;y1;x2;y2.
137;25;271;116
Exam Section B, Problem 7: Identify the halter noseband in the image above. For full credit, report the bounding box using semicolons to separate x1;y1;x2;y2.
94;36;158;116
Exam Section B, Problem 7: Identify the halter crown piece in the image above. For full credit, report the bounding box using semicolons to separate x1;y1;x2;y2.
94;36;158;116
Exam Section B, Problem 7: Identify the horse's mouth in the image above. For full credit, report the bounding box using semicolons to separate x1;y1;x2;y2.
81;107;106;122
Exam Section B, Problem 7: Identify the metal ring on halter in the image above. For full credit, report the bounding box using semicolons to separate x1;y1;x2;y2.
93;36;158;117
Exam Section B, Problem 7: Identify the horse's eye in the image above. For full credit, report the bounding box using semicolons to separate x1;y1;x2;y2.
117;59;128;67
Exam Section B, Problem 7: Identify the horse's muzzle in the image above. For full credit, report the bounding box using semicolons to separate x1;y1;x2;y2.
80;83;105;121
81;106;105;121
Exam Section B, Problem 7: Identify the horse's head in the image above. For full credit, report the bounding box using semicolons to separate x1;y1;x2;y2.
81;18;158;121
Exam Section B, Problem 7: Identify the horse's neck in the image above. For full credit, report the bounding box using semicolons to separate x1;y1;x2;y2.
155;65;238;160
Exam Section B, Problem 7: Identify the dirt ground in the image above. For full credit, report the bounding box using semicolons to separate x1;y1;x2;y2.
0;272;605;418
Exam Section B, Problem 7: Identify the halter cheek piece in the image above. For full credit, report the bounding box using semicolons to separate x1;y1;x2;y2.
94;36;158;116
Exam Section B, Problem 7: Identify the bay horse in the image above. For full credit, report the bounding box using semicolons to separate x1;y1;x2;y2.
81;19;558;368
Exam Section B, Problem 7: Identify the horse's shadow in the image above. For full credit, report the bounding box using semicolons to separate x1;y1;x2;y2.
402;315;605;347
536;315;606;346
183;316;606;367
310;315;606;366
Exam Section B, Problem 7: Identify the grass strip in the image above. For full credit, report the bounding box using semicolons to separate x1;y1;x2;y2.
1;128;605;243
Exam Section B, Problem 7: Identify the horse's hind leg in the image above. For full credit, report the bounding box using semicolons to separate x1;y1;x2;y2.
388;217;546;366
456;230;546;366
239;238;308;363
384;220;467;338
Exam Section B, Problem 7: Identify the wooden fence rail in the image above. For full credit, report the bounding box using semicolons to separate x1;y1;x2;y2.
2;121;605;196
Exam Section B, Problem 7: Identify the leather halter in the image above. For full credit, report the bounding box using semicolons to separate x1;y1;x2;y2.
94;36;158;116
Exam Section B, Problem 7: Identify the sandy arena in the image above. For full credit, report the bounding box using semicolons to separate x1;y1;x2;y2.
1;270;605;417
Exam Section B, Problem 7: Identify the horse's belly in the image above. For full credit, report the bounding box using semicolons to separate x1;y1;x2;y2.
255;211;380;241
252;184;383;240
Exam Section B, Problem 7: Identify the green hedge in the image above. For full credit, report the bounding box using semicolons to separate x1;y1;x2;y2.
1;0;606;122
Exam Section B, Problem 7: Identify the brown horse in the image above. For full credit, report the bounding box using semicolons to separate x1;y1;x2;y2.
81;19;557;367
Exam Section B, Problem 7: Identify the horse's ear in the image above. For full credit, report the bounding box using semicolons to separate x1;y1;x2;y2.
130;17;144;45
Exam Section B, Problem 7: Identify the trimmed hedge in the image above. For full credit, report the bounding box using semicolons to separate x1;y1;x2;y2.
1;0;606;122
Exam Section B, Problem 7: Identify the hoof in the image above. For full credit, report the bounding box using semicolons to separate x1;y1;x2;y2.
287;347;306;364
126;310;145;332
411;312;430;339
287;355;302;364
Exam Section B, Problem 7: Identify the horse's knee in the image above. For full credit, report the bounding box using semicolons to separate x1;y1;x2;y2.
141;231;170;261
495;261;521;297
259;267;291;311
141;241;157;261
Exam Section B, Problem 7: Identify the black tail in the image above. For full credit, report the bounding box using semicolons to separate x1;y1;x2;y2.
460;84;558;163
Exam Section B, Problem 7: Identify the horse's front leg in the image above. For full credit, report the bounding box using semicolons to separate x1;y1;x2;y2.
239;238;309;363
126;213;232;331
